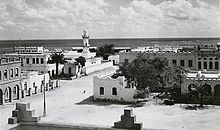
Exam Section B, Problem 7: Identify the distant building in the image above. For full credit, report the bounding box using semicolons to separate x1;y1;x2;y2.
119;43;220;71
63;60;81;77
93;75;137;103
15;46;44;54
4;46;63;77
181;71;220;96
64;30;114;76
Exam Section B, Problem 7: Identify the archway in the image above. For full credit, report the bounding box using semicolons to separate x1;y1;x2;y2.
188;84;198;92
5;87;12;103
0;89;3;105
203;61;207;69
209;61;213;70
13;85;20;100
215;61;219;70
203;83;212;94
214;85;220;96
198;61;201;70
68;67;71;76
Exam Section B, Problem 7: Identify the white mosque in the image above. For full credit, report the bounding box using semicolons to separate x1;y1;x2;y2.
63;30;114;76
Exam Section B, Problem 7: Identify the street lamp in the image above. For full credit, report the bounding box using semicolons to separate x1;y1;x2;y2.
43;67;48;117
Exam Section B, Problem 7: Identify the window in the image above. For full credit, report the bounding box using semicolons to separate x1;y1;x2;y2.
198;58;201;60
188;60;193;67
36;58;39;64
215;58;218;60
32;58;35;64
0;71;1;80
100;87;104;95
124;59;129;63
215;61;219;70
198;61;201;70
26;58;29;64
4;70;7;80
112;87;117;95
21;58;23;66
10;69;13;78
204;61;207;69
209;61;213;69
204;58;207;60
180;60;185;67
210;58;213;60
24;82;27;91
15;68;19;77
41;58;44;64
172;60;177;65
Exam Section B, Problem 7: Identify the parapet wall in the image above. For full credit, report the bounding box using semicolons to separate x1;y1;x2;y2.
10;122;126;130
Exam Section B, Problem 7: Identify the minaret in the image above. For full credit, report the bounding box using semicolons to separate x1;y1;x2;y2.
82;30;90;58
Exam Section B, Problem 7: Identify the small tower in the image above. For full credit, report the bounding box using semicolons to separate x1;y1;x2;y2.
82;30;90;58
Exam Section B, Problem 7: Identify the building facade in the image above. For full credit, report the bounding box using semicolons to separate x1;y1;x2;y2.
0;57;21;105
93;76;137;103
119;43;220;71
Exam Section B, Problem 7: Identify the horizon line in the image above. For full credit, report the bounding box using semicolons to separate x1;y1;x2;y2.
1;36;220;41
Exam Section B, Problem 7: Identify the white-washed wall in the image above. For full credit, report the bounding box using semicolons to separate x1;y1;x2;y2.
93;76;137;103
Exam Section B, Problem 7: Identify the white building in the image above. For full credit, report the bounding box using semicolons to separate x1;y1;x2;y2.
4;47;63;77
93;75;137;103
63;60;81;77
64;30;114;75
21;71;50;96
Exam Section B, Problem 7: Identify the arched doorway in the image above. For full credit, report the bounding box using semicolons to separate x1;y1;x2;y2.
0;89;3;105
5;87;12;103
68;67;71;76
13;85;20;100
214;85;220;96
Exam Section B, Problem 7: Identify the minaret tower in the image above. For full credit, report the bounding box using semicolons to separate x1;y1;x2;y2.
82;30;90;58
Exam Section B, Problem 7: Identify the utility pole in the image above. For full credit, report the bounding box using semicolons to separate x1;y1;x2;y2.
43;73;46;117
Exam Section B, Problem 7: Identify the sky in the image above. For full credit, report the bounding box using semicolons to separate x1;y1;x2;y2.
0;0;219;40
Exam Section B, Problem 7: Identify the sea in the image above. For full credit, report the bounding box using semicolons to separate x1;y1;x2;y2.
0;38;220;54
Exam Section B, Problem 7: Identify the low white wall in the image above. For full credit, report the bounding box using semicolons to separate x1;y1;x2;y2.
83;61;113;74
93;76;137;103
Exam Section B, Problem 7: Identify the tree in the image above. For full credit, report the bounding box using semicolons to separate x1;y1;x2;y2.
188;82;213;107
96;44;115;60
119;54;187;93
75;56;86;67
48;53;66;78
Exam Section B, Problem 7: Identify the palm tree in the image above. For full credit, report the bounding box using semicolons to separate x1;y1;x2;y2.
47;53;66;78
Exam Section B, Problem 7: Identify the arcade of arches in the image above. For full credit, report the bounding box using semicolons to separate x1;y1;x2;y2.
183;81;220;97
0;84;21;105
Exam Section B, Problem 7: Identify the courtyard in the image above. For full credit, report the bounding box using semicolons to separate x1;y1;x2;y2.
1;68;220;130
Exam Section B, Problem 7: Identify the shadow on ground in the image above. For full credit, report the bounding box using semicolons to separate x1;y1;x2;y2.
75;96;135;106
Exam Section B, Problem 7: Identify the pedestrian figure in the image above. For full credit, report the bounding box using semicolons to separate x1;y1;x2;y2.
83;90;86;94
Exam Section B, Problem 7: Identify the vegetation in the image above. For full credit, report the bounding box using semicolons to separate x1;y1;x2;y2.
119;54;187;92
75;56;86;67
96;44;115;60
188;82;213;107
47;53;66;78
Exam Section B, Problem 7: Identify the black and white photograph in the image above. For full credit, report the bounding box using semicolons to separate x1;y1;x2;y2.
0;0;220;130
